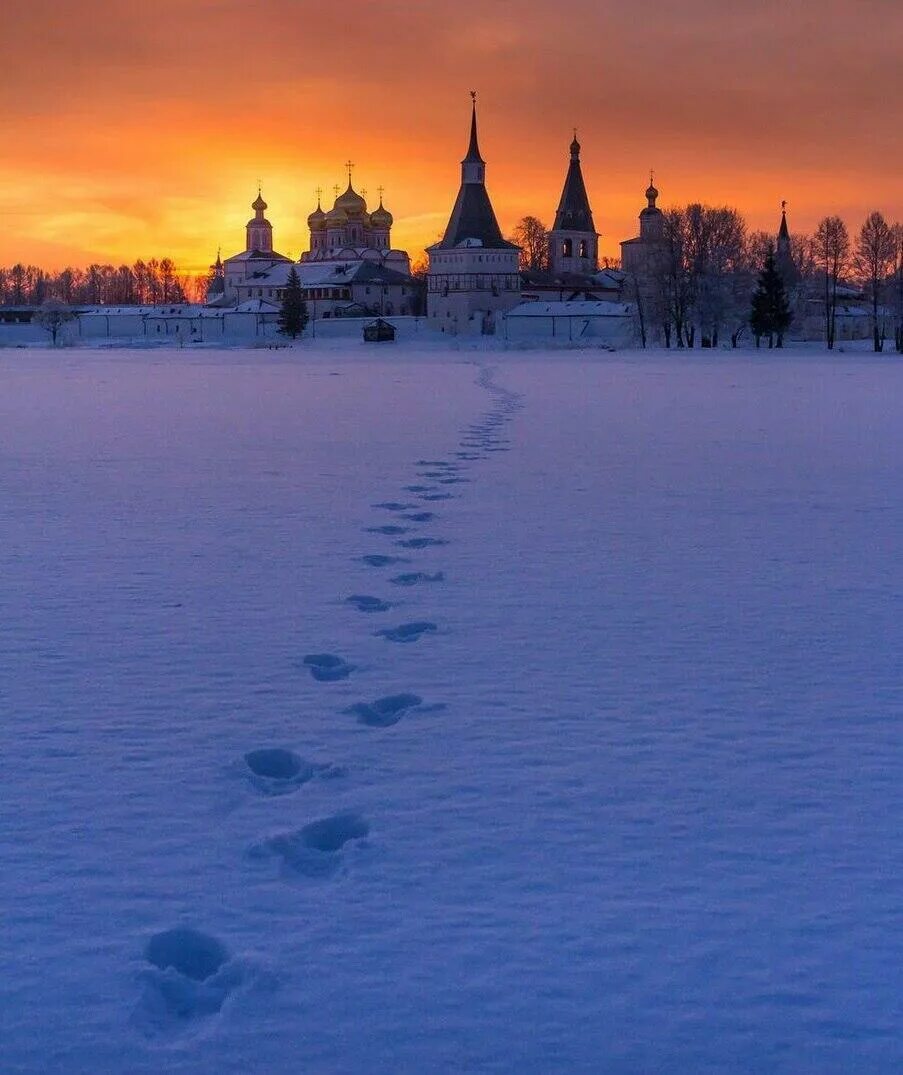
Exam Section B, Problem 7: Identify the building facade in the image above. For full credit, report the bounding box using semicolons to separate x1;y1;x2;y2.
232;259;419;320
426;97;521;335
620;177;666;275
548;134;599;276
214;179;416;316
221;191;293;304
304;179;409;276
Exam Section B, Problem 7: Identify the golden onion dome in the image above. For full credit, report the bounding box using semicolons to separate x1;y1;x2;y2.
335;183;367;215
325;204;348;226
308;203;326;230
370;201;393;228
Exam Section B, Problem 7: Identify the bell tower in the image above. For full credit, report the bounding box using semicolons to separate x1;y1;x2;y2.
246;189;274;253
548;133;598;276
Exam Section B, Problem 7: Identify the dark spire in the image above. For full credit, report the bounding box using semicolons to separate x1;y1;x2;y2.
434;95;517;251
552;133;595;233
778;200;790;241
463;91;484;165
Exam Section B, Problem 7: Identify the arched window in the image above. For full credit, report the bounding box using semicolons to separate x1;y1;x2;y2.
562;239;572;257
578;239;588;258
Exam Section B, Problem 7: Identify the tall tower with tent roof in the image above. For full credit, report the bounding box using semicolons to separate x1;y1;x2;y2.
548;132;599;276
426;93;522;335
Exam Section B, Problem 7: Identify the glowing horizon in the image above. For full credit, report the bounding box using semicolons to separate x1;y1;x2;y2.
1;1;900;275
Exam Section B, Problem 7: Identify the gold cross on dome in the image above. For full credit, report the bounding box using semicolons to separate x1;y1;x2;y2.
345;160;355;183
377;185;385;201
315;186;322;202
333;184;341;197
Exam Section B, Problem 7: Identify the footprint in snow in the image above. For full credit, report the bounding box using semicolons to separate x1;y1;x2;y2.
135;928;245;1036
345;594;391;613
372;501;418;512
365;524;409;535
389;571;445;587
376;621;438;643
303;653;354;682
345;692;424;728
243;749;339;796
396;537;448;549
359;554;410;568
249;813;370;879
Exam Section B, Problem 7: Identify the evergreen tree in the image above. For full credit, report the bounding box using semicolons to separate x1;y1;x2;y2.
749;248;792;348
278;266;308;339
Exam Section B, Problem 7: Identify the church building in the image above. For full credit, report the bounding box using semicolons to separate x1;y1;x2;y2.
302;170;410;276
213;178;417;318
620;176;666;275
426;96;522;334
548;134;599;276
521;134;624;304
220;191;292;304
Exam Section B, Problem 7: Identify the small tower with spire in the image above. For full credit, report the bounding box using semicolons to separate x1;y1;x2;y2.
426;94;522;335
621;173;666;274
776;200;797;283
548;132;599;276
640;173;664;242
246;189;274;254
206;248;225;301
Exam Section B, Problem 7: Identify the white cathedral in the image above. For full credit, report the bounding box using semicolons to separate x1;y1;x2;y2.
210;173;417;320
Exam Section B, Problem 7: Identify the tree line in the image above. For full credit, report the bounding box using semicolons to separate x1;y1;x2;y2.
0;259;209;307
510;209;903;352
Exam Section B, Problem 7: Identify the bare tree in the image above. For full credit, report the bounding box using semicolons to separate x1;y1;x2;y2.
659;208;691;347
648;205;749;348
892;223;903;353
814;216;850;349
854;211;896;352
0;256;193;307
35;299;75;346
695;206;747;347
508;216;549;272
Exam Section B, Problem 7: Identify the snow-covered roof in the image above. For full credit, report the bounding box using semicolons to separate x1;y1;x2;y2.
594;269;626;286
232;299;281;313
238;260;412;289
224;249;292;266
75;305;207;317
507;301;634;318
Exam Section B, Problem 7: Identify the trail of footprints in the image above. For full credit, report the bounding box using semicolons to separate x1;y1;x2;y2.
137;366;522;1035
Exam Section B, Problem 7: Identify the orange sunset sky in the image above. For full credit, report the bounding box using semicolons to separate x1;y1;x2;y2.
1;0;900;274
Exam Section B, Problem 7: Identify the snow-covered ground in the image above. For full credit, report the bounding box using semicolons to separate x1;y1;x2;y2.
1;346;901;1073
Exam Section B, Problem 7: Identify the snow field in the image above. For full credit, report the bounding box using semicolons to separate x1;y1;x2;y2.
1;347;901;1073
